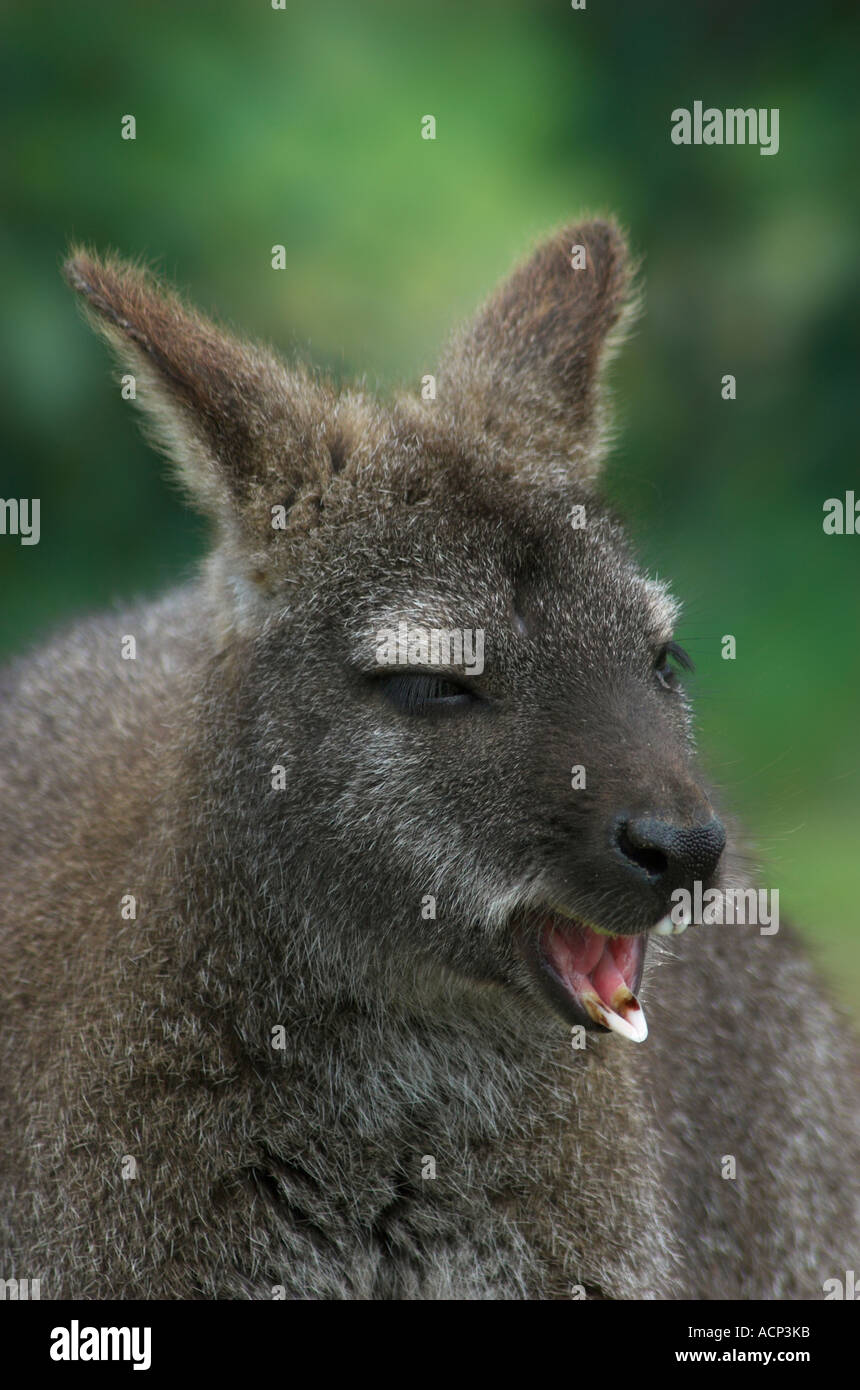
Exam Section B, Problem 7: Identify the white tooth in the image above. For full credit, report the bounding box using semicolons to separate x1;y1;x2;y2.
654;908;691;936
604;1002;648;1043
584;993;648;1043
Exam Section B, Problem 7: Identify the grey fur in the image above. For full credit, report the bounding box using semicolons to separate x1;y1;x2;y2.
0;223;856;1299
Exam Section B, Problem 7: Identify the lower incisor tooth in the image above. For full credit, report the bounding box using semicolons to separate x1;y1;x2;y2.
583;991;648;1044
619;1002;648;1043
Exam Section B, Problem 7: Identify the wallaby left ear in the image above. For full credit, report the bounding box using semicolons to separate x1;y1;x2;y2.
433;219;635;485
64;248;340;542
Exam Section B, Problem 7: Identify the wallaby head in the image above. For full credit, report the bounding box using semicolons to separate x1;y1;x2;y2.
64;221;725;1046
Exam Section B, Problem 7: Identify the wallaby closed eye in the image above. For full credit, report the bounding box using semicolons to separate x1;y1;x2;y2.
377;671;482;715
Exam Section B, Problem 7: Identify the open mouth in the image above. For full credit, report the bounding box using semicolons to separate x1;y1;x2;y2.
521;912;650;1043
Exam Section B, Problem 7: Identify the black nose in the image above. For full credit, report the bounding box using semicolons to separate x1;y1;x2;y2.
614;814;726;887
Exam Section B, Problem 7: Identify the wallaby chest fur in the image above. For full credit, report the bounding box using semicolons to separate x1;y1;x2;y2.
1;223;857;1299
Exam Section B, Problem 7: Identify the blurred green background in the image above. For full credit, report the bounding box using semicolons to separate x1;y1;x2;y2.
2;0;858;1012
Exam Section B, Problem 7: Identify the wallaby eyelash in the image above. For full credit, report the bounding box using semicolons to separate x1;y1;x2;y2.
374;670;481;715
662;640;694;673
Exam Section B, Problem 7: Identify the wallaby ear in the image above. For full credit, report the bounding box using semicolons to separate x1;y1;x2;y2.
64;248;339;544
434;220;635;485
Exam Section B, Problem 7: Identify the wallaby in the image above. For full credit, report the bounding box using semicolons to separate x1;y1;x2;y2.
1;222;857;1300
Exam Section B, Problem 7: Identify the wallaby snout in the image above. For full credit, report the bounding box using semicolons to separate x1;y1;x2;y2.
613;812;726;894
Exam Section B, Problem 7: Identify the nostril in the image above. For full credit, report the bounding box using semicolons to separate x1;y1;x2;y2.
615;821;669;880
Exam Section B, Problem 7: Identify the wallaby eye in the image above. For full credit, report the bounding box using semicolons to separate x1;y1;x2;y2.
377;672;480;715
654;641;694;690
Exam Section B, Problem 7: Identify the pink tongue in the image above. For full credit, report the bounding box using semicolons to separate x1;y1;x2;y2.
540;918;647;1043
608;933;639;980
591;948;630;1010
545;921;640;1011
547;921;605;977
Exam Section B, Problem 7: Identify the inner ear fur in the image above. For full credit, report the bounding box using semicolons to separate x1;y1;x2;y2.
64;248;342;539
432;219;636;485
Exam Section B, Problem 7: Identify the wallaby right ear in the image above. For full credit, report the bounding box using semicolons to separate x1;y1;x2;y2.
432;220;636;486
64;249;338;541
